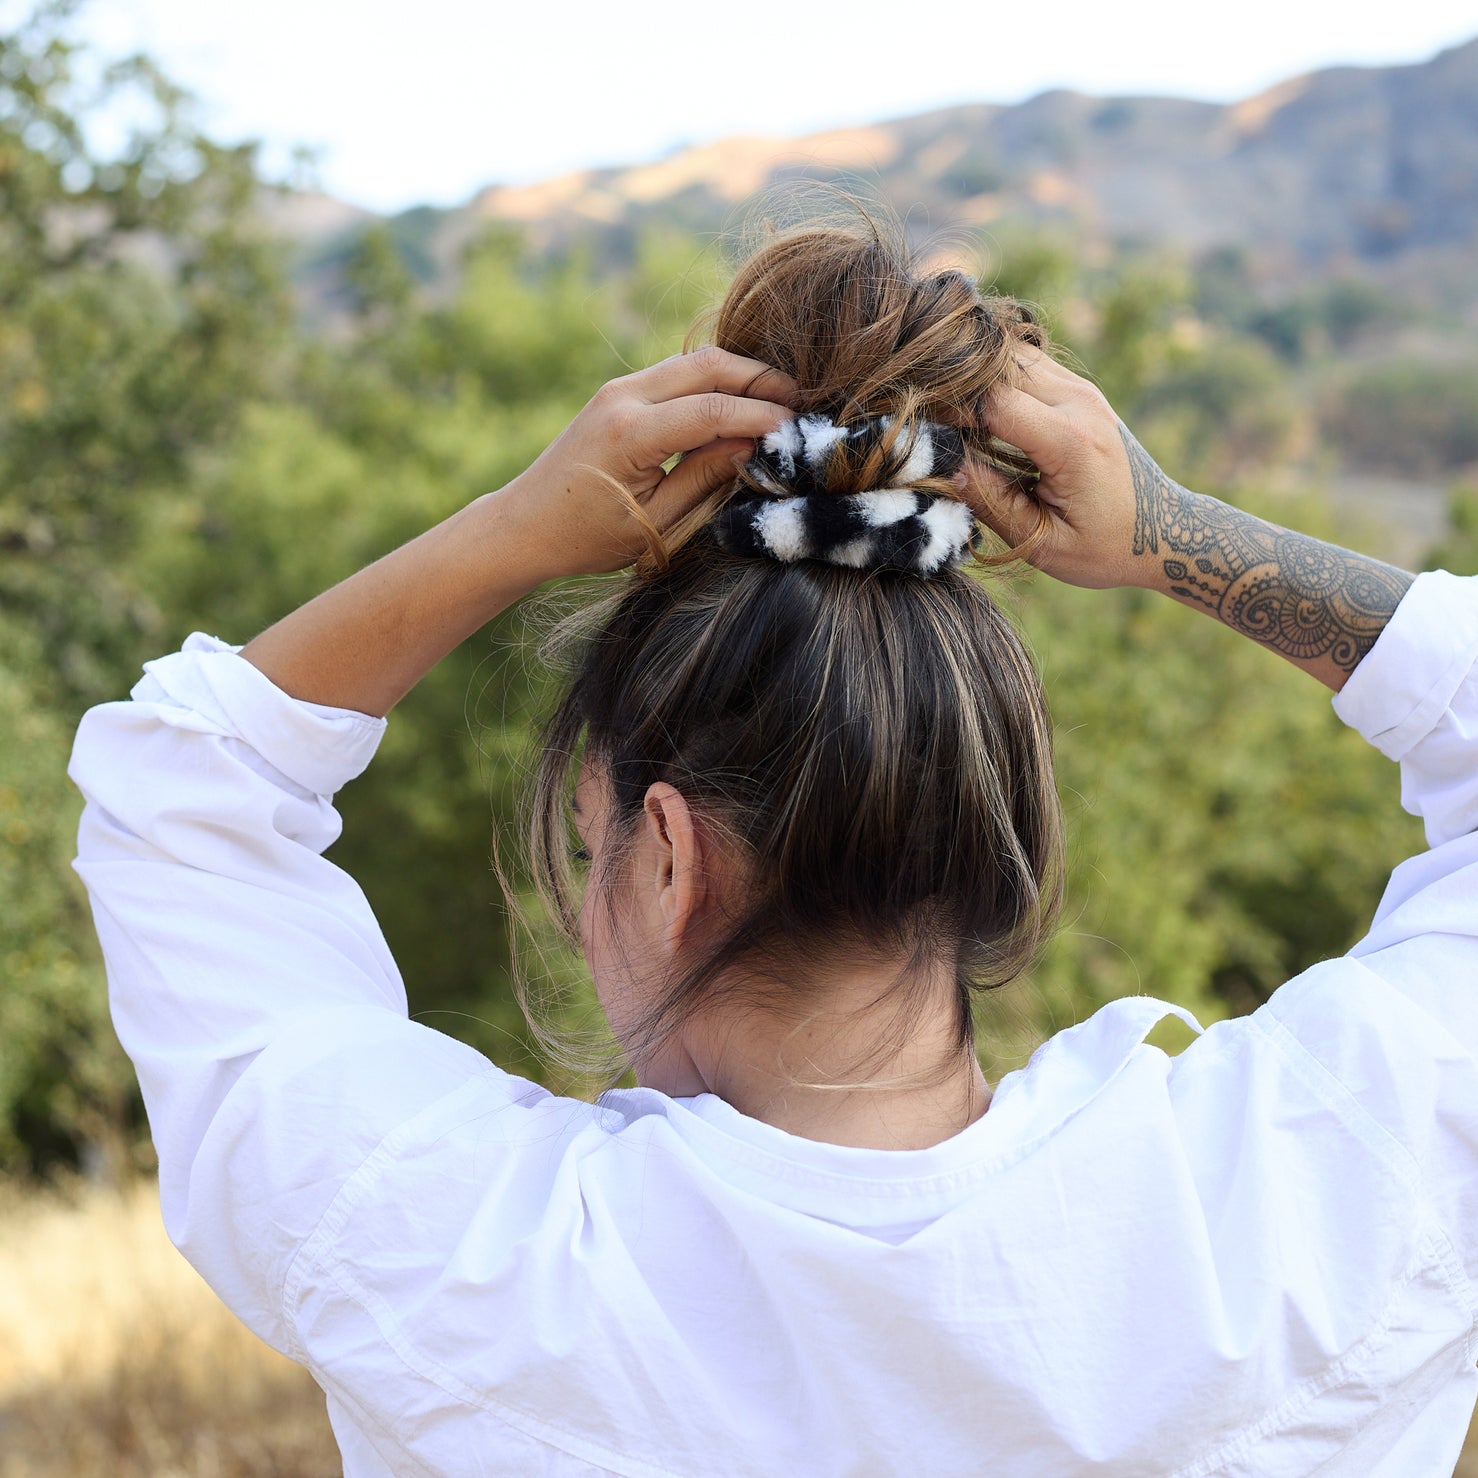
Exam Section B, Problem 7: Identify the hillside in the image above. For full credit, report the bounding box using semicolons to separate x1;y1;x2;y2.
280;36;1478;318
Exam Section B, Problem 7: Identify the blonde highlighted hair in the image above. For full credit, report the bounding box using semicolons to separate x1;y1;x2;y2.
520;200;1063;1079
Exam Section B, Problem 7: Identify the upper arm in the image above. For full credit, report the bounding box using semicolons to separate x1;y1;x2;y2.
171;1005;501;1354
1247;572;1478;1284
67;636;516;1352
1325;569;1478;1063
1258;960;1478;1302
1347;834;1478;1061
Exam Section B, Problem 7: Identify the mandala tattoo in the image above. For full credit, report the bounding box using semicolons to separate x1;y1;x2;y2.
1121;425;1413;673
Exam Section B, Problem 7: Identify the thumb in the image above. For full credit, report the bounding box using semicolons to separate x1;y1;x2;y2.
961;459;1044;546
648;438;752;524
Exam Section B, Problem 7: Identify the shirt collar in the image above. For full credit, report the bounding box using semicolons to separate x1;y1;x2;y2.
602;996;1204;1222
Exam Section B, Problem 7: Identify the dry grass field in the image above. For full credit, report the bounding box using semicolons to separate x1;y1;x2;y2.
0;1179;337;1476
2;1178;1476;1476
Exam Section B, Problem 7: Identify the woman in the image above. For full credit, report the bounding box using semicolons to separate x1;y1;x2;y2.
71;215;1478;1475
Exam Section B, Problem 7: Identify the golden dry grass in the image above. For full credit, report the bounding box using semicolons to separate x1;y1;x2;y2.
0;1178;337;1476
1;1177;1475;1475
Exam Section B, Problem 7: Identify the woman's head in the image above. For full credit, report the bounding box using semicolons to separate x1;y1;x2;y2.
528;203;1062;1079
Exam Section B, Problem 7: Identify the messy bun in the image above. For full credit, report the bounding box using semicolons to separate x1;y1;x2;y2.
524;203;1062;1077
645;205;1050;572
714;216;1045;445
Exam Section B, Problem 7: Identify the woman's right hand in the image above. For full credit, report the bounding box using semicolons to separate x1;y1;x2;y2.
969;346;1415;692
964;348;1170;591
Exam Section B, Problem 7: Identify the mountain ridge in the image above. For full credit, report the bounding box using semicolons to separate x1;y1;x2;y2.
276;36;1478;318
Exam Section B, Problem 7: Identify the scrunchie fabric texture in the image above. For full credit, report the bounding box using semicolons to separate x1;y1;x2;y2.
713;414;978;577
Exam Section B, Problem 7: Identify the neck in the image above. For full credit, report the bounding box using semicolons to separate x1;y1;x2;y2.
633;956;991;1151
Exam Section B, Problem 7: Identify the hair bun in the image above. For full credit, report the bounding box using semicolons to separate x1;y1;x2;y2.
713;414;977;576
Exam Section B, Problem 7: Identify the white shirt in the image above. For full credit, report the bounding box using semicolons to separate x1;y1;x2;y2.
69;570;1478;1478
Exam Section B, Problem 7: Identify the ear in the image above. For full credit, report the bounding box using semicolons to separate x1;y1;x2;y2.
640;782;704;955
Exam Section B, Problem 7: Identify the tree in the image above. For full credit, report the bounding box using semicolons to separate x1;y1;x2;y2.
0;3;291;1173
0;12;1436;1176
0;2;292;712
1324;362;1478;476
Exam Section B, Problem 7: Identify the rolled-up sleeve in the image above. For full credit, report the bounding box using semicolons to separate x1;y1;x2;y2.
1334;569;1478;851
68;634;511;1354
1256;571;1478;1295
1329;572;1478;1038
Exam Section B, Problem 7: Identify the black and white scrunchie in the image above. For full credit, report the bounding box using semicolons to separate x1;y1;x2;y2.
712;413;977;577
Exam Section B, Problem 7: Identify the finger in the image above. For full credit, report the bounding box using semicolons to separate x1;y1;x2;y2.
647;438;752;522
979;385;1074;477
1008;345;1096;403
956;458;1015;509
633;347;800;410
960;456;1038;526
971;480;1046;549
639;391;792;463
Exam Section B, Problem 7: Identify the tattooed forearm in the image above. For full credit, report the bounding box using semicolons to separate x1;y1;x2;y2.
1120;425;1413;674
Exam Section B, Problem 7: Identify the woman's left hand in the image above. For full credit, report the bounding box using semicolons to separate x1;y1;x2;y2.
502;348;798;581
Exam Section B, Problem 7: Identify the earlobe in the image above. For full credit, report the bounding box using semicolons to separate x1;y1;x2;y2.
643;783;701;954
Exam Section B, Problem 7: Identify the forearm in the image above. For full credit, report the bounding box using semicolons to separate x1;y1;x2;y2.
238;350;795;717
241;486;546;717
1119;428;1414;693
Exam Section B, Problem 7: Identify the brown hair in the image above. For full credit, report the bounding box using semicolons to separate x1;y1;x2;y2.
523;203;1062;1079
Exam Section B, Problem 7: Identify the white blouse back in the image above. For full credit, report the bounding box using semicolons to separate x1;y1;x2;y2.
69;572;1478;1475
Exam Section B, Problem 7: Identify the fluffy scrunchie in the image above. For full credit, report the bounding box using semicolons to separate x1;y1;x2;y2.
712;413;978;576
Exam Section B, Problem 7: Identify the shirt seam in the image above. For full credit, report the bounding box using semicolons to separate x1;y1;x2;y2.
1252;982;1478;1351
278;1075;744;1477
1379;646;1478;758
304;1251;689;1478
284;977;1478;1471
1168;1225;1461;1478
316;1370;442;1478
1253;994;1424;1188
279;1064;515;1366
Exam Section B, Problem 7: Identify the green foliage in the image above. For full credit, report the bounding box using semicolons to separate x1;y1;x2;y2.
1424;479;1478;576
129;240;639;1091
0;3;293;715
344;223;414;320
1136;336;1297;483
1191;250;1399;367
1191;246;1255;327
1046;258;1296;483
979;547;1420;1075
0;614;137;1177
942;147;1005;199
1319;280;1397;350
1084;266;1191;410
1323;361;1478;475
0;12;1444;1177
0;4;293;1173
1091;101;1138;135
977;231;1077;338
1246;280;1396;363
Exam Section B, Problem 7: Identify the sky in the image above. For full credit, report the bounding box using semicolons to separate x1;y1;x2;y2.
34;0;1478;215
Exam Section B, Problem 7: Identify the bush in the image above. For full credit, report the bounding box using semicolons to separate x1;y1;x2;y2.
1325;362;1478;476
